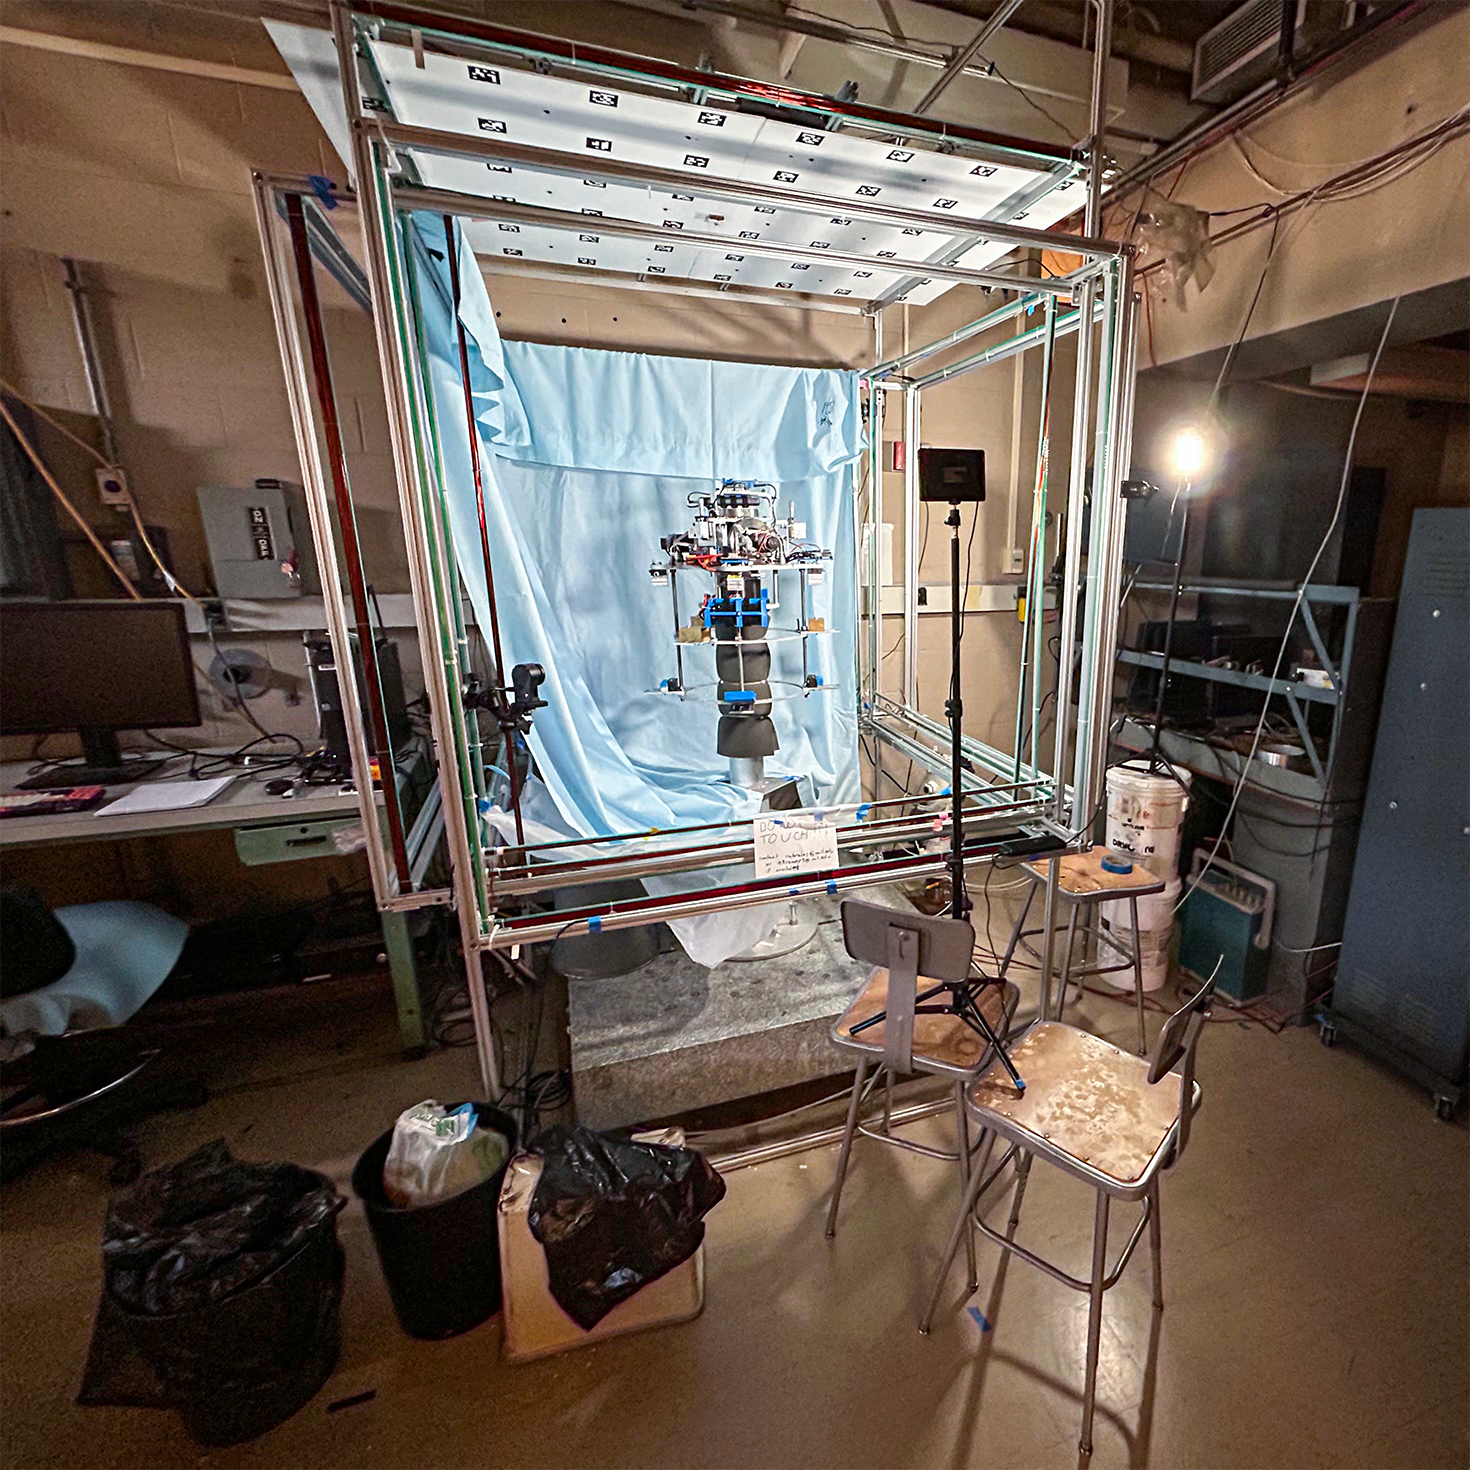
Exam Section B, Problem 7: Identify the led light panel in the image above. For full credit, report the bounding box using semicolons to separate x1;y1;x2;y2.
268;22;1081;306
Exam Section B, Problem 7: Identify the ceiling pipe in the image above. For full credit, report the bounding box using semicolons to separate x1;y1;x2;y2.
635;0;1191;73
912;0;1029;115
1085;0;1113;235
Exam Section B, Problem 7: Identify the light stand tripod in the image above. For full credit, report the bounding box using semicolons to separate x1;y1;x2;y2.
850;496;1025;1092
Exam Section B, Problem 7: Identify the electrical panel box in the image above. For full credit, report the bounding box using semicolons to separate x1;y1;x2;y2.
197;480;318;600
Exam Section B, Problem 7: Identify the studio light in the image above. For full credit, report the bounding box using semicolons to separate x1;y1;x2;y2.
1172;425;1207;480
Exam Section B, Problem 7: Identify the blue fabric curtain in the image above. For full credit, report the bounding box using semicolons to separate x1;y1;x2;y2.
407;214;862;841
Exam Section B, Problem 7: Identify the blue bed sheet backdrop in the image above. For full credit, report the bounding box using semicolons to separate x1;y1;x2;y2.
408;214;863;846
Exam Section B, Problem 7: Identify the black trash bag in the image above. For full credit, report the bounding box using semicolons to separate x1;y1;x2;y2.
97;1140;345;1447
103;1139;342;1316
526;1124;725;1331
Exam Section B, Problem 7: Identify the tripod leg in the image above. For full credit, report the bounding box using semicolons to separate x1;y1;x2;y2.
958;987;1026;1093
848;983;948;1037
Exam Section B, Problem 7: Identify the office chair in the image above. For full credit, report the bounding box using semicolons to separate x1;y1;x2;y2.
825;899;1018;1296
920;972;1219;1455
0;886;201;1183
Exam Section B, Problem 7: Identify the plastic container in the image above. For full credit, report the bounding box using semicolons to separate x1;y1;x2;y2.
1100;876;1181;992
352;1103;518;1340
1105;762;1191;879
114;1213;344;1446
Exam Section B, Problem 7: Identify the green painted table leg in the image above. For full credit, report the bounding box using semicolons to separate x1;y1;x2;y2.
381;908;427;1054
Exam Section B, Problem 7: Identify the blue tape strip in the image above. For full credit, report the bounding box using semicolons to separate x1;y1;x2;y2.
855;802;871;819
827;880;838;895
588;916;602;934
725;690;756;704
307;173;339;209
968;1306;993;1332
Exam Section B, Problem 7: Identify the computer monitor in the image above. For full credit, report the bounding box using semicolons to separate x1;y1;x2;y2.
1;599;202;789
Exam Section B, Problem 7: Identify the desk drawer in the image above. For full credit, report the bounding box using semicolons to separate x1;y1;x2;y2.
235;817;360;866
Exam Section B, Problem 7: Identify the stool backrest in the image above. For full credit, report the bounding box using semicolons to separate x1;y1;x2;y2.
1147;971;1218;1160
840;900;975;1074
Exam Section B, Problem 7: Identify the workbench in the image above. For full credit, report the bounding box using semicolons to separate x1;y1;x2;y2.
0;757;441;1051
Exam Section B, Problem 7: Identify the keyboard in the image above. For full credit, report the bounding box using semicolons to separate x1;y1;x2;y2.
0;786;108;818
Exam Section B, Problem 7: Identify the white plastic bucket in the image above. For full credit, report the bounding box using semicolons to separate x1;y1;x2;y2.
1099;875;1181;992
1105;762;1190;880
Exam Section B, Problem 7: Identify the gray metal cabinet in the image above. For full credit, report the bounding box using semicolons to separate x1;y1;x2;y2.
1325;508;1470;1116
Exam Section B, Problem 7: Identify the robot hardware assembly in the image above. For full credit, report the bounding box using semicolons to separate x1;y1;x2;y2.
650;481;833;803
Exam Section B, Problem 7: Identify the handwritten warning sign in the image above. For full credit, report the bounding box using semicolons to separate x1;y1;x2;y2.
752;811;839;880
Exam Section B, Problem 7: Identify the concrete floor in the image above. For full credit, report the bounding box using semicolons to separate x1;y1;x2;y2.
1;954;1466;1470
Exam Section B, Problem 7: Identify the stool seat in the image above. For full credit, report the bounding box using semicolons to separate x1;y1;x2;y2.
969;1021;1187;1195
835;967;1011;1076
1022;844;1167;899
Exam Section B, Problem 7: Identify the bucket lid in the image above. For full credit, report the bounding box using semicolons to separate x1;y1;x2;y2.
1107;759;1192;794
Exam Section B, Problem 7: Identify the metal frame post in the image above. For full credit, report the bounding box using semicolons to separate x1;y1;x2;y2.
1050;275;1096;823
251;174;418;907
1012;295;1057;782
283;192;415;889
1069;260;1120;819
902;386;922;706
441;216;526;847
331;0;500;1095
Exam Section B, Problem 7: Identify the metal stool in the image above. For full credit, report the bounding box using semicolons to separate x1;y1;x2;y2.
825;899;1018;1298
998;845;1166;1054
920;972;1219;1454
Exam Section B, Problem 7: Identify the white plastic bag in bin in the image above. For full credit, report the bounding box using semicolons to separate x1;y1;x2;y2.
382;1100;510;1208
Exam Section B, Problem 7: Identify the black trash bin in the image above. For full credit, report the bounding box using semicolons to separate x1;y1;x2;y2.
118;1220;344;1446
352;1102;518;1340
102;1141;345;1447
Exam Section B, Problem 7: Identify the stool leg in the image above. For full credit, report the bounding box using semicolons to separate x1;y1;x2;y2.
1006;1149;1032;1237
1059;904;1079;1016
954;1081;977;1292
919;1126;990;1335
1129;894;1147;1056
998;882;1035;978
1148;1180;1164;1309
1079;1189;1111;1455
824;1057;868;1240
1039;858;1060;1020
